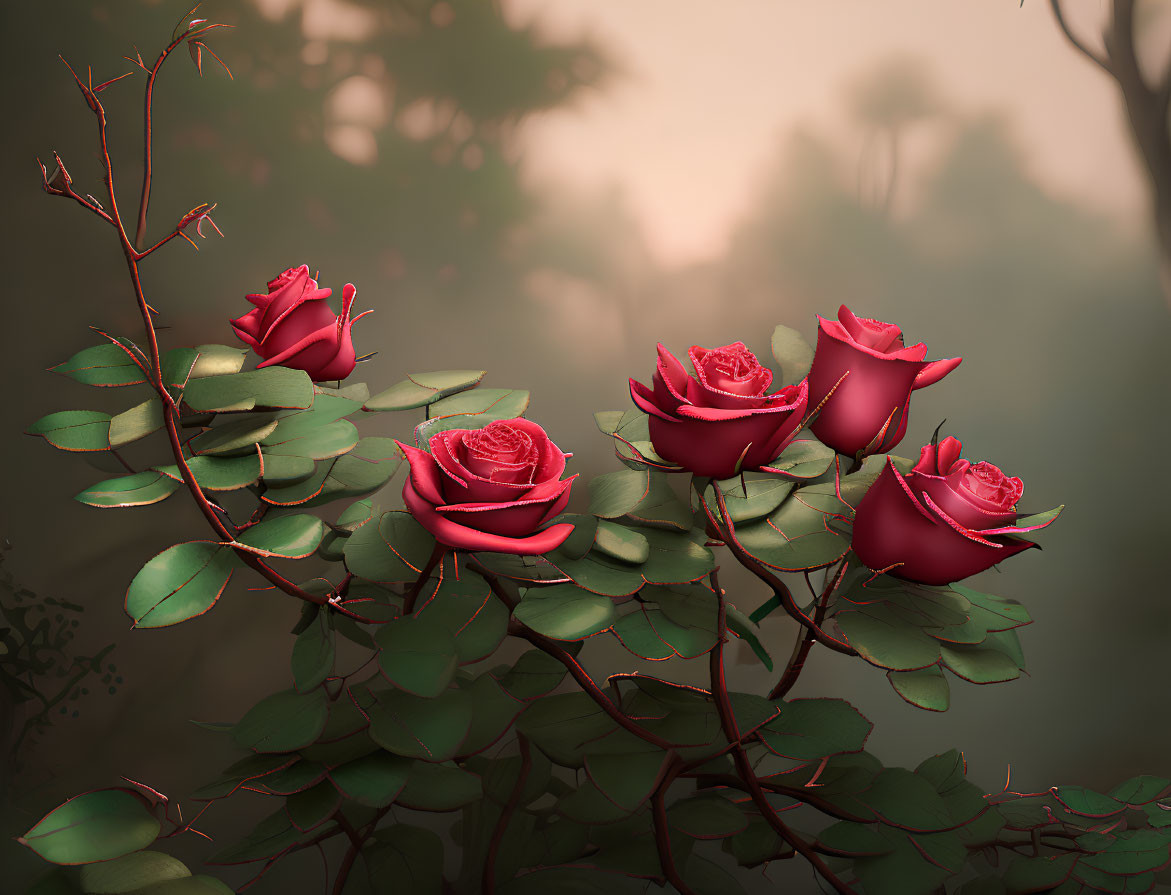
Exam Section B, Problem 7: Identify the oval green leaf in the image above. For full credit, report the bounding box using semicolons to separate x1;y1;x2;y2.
238;514;325;558
125;542;239;628
76;471;180;508
19;789;160;865
513;584;617;641
232;688;329;753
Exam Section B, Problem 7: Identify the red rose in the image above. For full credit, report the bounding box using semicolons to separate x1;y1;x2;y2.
230;265;370;382
807;305;961;458
629;342;809;479
851;437;1058;585
396;419;577;555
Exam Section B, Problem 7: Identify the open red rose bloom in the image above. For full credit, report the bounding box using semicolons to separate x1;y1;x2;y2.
629;342;809;479
231;264;369;382
852;436;1059;585
396;419;577;555
807;305;961;458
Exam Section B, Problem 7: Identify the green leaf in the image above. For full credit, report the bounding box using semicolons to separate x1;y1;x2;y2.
238;514;325;558
888;665;951;711
513;584;617;641
183;366;314;413
498;649;571;700
18;789;160;865
1109;776;1171;806
286;779;340;832
583;751;670;812
425;386;529;422
291;611;334;691
517;691;612;768
363;825;444;895
555;780;640;824
155;452;263;492
723;818;784;867
125;542;239;628
51;342;147;387
396;762;482;811
260;454;317;486
940;643;1021;684
344;511;436;582
375;616;458;698
635;526;716;584
128;876;235;894
669;795;748;840
78;850;192;893
189;416;279;455
257;760;328;795
1002;853;1078;894
544;551;644;598
455;673;526;756
206;808;303;865
725;604;773;670
75;471;180;508
759;698;872;760
704;476;794;524
233;688;329;753
771;323;814;385
735;493;848;571
588;468;650;519
190;753;297;801
329;751;412;808
610;607;677;661
818;821;894;856
109;398;164;447
852;831;952;895
369;688;472;761
262;419;360;460
28;410;111;451
835;609;942;671
765;439;835;479
416;576;509;664
1052;786;1127;818
862;768;952;830
187;344;248;379
364;370;487;411
263;437;402;507
592;520;651;564
641;583;719;658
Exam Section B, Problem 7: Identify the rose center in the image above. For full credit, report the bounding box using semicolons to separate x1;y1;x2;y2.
701;345;770;396
961;461;1023;510
462;422;540;484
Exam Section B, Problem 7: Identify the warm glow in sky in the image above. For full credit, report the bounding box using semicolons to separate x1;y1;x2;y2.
504;0;1156;267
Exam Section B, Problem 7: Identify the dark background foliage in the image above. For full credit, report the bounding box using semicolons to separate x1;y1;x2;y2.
2;1;1168;891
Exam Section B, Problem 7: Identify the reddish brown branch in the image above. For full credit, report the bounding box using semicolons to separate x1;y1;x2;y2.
651;759;699;895
482;734;532;894
708;577;856;895
770;558;849;700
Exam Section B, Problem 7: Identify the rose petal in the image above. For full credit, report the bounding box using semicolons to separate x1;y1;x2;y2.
630;378;679;421
395;440;447;507
404;479;574;555
912;356;962;391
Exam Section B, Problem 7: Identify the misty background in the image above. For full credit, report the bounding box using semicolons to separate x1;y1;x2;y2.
1;0;1169;891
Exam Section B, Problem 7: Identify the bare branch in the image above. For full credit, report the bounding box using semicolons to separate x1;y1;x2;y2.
1049;0;1114;77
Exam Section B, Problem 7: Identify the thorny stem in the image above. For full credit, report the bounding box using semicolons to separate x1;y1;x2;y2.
482;733;532;895
135;33;188;250
651;759;699;895
769;557;850;700
709;571;857;895
58;56;378;626
402;543;447;615
703;488;856;656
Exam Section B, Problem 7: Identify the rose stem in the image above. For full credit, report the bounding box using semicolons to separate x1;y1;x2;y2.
55;50;378;625
402;543;447;614
651;758;700;895
769;557;850;700
703;488;856;656
708;571;857;894
482;733;532;894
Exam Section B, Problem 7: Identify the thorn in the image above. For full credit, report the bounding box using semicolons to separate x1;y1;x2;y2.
179;230;199;251
189;40;202;76
929;419;947;447
94;71;135;92
85;194;105;210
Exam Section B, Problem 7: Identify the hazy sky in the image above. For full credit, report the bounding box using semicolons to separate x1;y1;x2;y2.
503;0;1158;266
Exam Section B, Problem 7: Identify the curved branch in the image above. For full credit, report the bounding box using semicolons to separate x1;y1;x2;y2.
1050;0;1113;76
651;759;699;895
483;734;532;894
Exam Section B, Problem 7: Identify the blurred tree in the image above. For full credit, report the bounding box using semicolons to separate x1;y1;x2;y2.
1049;0;1171;304
848;55;941;214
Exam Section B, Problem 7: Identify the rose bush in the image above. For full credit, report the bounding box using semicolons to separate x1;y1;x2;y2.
807;304;962;458
851;435;1060;584
629;341;808;478
396;418;577;554
230;264;369;381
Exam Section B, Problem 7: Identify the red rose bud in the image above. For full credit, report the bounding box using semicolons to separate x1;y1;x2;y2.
230;265;371;382
629;342;808;480
396;419;577;555
852;437;1059;585
807;305;961;458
